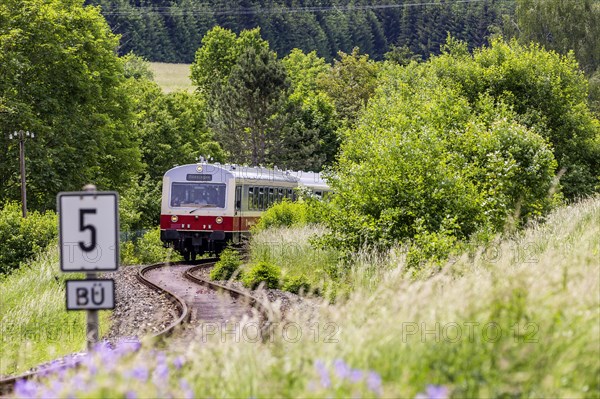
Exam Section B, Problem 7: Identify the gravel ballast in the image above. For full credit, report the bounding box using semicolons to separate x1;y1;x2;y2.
102;265;179;341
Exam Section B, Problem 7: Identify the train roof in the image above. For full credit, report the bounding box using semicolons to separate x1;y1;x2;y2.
165;163;329;189
296;171;329;190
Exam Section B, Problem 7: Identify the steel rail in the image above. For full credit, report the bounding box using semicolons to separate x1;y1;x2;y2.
183;264;274;340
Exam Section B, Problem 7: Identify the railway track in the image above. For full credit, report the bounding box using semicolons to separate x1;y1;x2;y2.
0;258;271;396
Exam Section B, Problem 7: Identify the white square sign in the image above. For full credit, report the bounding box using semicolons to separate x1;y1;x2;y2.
58;192;119;272
66;279;115;310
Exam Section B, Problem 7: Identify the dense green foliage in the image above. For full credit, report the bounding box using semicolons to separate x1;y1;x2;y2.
116;55;223;230
321;38;599;262
0;203;57;275
192;27;338;170
121;227;181;265
317;48;381;126
281;274;312;295
252;199;309;231
88;0;509;63
210;38;289;165
242;260;281;289
504;0;600;75
209;248;242;280
426;37;600;198
0;0;142;210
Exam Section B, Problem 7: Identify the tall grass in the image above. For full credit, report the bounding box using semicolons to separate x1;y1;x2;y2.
250;225;340;294
18;197;600;398
0;245;110;375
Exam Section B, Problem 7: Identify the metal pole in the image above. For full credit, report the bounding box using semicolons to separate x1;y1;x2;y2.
83;184;99;350
18;131;27;218
86;271;99;350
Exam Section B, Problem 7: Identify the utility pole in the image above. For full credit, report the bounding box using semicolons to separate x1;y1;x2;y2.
8;130;34;218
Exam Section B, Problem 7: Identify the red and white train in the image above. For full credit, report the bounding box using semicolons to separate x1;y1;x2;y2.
160;163;329;260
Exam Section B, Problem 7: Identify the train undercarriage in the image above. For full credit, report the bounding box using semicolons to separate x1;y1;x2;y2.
160;229;242;260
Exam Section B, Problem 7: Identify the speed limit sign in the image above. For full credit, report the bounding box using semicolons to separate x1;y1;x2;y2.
57;191;119;272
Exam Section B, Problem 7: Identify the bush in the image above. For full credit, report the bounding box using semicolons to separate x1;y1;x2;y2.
0;202;57;275
281;274;312;295
120;228;180;265
210;248;242;280
321;56;559;263
253;199;308;231
428;37;600;198
242;261;281;289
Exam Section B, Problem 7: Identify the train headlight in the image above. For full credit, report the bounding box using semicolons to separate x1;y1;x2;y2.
171;215;179;223
215;217;223;224
196;165;203;172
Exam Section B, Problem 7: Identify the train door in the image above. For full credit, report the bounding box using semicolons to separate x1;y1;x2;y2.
233;185;242;243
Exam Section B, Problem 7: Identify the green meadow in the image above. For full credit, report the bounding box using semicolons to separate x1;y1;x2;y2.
148;63;193;93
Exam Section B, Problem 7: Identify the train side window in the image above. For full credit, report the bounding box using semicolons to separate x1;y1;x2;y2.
315;191;322;199
268;188;274;207
248;187;254;210
235;186;242;211
254;186;259;210
287;188;293;199
259;187;265;210
278;188;284;202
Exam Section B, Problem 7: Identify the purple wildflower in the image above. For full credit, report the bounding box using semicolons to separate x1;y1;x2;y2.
314;360;331;388
14;379;38;398
71;375;86;391
88;362;98;376
180;378;194;399
367;371;383;396
92;340;112;353
115;338;141;355
156;351;167;364
63;356;79;369
349;369;364;383
333;358;351;379
425;385;448;399
126;390;138;399
173;356;186;370
153;362;169;383
130;366;149;382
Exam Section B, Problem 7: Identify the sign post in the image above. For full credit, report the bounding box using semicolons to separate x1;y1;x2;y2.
57;185;119;350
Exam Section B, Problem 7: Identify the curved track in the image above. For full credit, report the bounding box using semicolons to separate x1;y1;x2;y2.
143;262;258;325
0;258;270;396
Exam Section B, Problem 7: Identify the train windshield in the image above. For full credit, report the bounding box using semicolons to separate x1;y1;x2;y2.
170;183;226;208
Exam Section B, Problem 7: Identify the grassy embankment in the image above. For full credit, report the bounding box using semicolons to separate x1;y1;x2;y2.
0;246;111;376
0;225;181;376
20;196;600;398
148;63;193;93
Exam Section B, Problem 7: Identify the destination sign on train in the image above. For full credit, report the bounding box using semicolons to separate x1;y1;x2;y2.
186;173;213;181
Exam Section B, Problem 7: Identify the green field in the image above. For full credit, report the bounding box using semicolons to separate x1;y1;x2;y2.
149;63;193;93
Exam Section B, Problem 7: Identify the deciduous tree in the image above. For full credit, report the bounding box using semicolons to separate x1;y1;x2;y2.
0;0;141;210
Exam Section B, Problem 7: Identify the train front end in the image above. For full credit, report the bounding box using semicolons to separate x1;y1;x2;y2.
160;164;235;260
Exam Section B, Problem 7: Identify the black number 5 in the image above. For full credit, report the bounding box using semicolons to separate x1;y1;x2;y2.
79;209;97;252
